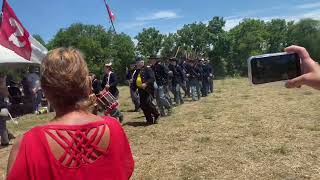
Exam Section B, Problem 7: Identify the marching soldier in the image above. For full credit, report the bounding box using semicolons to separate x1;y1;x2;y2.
149;56;172;116
162;62;173;106
126;64;140;112
201;59;210;97
101;63;124;123
205;59;214;93
195;59;203;100
132;57;160;124
102;63;119;98
185;58;201;101
179;58;189;98
203;60;213;94
195;59;203;99
90;73;102;95
168;57;185;105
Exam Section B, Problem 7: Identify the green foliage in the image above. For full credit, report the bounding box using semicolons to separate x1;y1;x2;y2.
266;19;290;53
161;33;178;59
47;23;135;81
135;27;164;57
176;22;209;57
228;19;269;76
207;17;229;77
288;18;320;60
46;18;320;81
112;33;136;82
0;68;26;82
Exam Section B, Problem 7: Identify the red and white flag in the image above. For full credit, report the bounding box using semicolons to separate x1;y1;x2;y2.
104;0;115;22
0;0;47;64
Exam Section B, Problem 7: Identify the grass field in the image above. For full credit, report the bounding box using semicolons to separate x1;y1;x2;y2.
1;78;320;179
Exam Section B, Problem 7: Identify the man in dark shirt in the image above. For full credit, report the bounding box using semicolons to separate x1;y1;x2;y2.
90;73;102;95
168;57;185;105
102;63;119;99
101;63;123;122
149;56;172;116
179;58;190;98
126;64;140;112
205;59;214;93
195;59;204;99
201;59;210;97
132;57;160;124
185;59;201;101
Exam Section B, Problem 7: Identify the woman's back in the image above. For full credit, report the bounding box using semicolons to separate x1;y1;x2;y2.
8;116;134;180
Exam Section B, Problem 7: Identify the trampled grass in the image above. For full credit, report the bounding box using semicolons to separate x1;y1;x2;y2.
1;78;320;179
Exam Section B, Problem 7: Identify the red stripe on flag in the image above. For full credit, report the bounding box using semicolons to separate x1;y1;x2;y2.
0;0;32;60
104;0;115;22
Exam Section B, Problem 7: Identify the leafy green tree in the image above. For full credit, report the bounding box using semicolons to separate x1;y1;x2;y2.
111;33;136;82
266;19;289;53
176;22;209;58
288;18;320;60
48;23;113;78
228;19;268;76
48;23;135;81
46;18;320;80
207;17;229;77
135;27;164;57
161;33;178;59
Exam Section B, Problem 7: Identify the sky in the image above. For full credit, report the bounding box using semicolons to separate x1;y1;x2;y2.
3;0;320;43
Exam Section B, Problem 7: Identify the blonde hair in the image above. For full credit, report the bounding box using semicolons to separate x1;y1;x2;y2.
41;48;94;111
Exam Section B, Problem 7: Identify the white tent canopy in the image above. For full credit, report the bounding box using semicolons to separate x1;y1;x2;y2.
0;45;34;67
0;36;48;68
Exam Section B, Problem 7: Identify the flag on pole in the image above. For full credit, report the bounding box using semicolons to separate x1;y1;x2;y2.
0;0;47;64
104;0;115;22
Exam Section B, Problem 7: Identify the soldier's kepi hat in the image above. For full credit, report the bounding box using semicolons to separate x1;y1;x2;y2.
186;58;195;62
105;62;112;67
148;55;160;61
135;57;144;62
169;57;178;62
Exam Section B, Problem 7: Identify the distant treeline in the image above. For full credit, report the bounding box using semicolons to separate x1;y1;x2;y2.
34;17;320;81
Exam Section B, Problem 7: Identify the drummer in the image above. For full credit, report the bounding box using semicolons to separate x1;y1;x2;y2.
101;62;119;99
101;63;123;122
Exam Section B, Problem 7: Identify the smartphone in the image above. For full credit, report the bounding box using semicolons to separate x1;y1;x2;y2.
248;52;301;85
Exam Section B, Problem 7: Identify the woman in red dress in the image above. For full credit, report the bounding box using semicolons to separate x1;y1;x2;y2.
6;48;134;180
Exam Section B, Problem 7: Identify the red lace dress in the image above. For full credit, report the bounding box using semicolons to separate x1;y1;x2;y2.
7;116;134;180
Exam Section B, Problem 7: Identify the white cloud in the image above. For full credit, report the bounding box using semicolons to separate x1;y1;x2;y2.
118;10;180;33
118;21;147;30
224;7;320;31
296;2;320;9
136;10;179;21
300;9;320;19
224;18;243;31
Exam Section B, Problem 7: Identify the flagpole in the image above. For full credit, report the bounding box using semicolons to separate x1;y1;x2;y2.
103;0;116;34
1;0;6;22
110;19;116;34
2;0;6;11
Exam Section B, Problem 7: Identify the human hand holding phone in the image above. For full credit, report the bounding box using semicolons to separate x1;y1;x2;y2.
285;45;320;90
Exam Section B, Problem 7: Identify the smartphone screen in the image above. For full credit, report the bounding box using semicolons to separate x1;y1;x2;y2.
250;53;301;85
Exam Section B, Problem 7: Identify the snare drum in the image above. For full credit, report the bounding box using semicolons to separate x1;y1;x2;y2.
96;89;119;115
